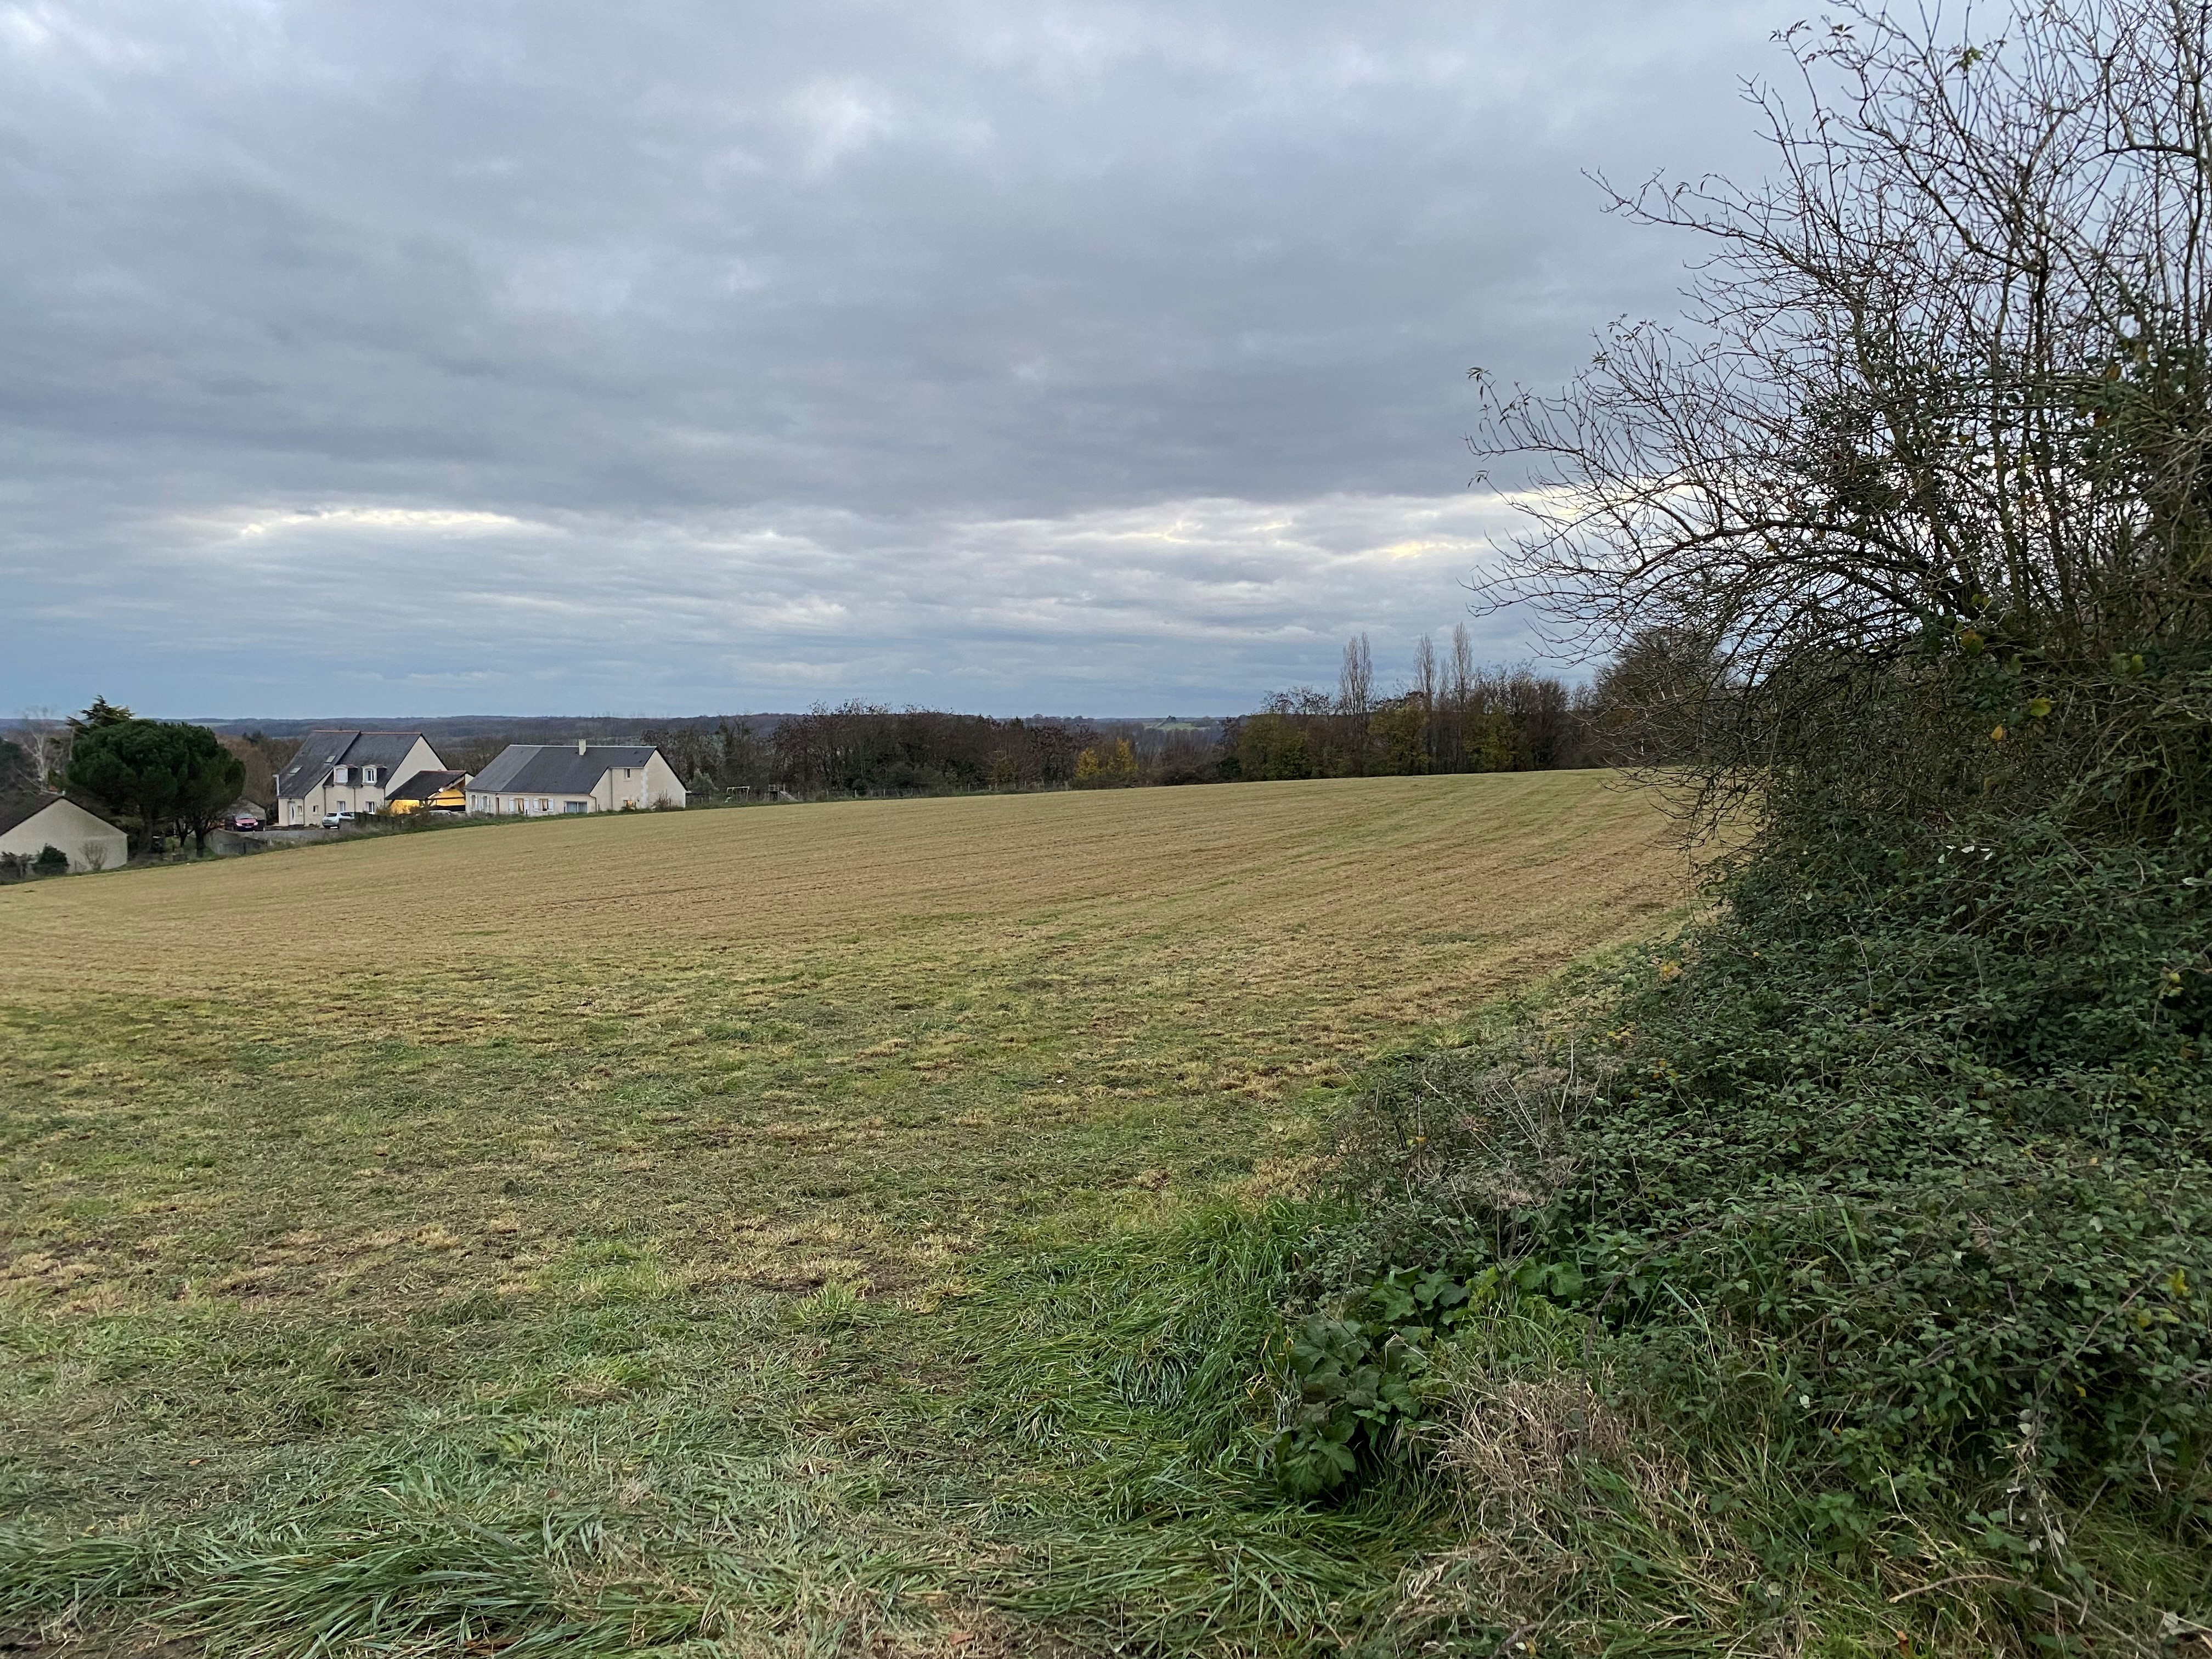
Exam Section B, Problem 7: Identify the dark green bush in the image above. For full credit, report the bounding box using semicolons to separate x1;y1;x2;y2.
1581;816;2212;1504
32;844;67;875
1263;1267;1471;1494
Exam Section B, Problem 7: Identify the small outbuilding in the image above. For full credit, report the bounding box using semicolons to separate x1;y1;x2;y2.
0;795;128;873
386;770;471;815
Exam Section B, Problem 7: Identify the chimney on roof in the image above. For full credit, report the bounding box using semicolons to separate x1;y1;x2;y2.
577;738;588;755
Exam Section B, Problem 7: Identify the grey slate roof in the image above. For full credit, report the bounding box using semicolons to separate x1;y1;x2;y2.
0;794;121;837
469;744;661;797
274;731;437;800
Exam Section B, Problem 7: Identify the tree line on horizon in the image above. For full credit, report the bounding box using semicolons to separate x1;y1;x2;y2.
645;624;1622;799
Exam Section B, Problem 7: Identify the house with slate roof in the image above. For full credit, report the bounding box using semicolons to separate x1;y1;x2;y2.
273;731;449;827
465;741;686;816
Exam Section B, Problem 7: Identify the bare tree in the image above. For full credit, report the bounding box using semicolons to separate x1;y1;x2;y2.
1471;0;2212;833
1412;634;1440;765
1584;624;1733;768
1336;634;1374;714
1443;623;1479;771
18;708;66;787
1337;634;1375;774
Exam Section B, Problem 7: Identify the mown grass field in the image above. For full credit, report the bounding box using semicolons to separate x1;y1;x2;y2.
1;772;1690;1656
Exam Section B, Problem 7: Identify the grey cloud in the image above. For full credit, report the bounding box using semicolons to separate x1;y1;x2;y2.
2;0;1797;715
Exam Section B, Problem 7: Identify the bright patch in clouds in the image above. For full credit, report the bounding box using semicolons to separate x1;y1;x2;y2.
229;507;545;539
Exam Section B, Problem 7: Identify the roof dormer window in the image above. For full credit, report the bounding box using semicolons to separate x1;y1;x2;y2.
334;766;353;785
362;766;381;785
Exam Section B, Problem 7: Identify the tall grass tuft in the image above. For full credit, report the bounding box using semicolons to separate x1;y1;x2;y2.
950;1203;1438;1652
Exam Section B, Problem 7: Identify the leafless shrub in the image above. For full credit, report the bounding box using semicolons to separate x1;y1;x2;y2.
1472;0;2212;836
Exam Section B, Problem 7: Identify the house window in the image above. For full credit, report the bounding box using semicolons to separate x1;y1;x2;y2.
363;766;381;785
565;800;585;814
538;798;550;812
333;766;352;785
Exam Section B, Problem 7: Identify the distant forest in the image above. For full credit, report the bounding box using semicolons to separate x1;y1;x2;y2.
646;625;1607;799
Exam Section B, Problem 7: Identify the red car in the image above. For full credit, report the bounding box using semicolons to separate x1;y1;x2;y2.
232;814;264;831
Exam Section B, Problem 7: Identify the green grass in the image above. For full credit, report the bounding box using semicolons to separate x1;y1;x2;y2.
0;774;1689;1655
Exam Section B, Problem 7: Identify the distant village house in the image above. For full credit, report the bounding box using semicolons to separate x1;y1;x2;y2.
273;732;448;827
466;741;686;815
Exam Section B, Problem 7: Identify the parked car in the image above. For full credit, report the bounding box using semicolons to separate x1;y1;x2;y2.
231;814;264;831
320;811;357;828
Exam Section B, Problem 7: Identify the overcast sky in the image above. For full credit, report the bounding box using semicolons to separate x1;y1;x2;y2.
2;0;1796;718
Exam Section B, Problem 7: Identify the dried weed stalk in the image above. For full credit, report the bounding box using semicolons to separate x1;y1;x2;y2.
1329;1036;1611;1266
1389;1357;1759;1649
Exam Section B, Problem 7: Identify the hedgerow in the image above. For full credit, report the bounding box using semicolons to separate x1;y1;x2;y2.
1265;810;2212;1642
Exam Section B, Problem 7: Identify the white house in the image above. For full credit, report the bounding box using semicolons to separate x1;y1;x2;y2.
273;731;448;827
0;795;128;873
465;741;687;816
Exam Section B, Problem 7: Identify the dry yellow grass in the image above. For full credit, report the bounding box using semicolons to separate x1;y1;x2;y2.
4;768;1683;995
2;772;1688;1306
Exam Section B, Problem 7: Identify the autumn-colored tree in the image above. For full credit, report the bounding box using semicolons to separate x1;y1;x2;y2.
1073;737;1139;787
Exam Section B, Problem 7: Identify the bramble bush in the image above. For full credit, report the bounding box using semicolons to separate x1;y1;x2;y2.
1276;811;2212;1529
1589;816;2211;1495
